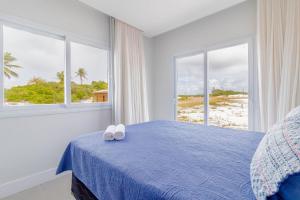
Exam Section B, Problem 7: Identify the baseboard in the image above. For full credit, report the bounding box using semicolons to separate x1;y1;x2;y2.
0;168;70;199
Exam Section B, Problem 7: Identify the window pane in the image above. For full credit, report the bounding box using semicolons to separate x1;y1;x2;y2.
208;44;248;130
3;26;65;105
176;54;205;124
71;42;108;103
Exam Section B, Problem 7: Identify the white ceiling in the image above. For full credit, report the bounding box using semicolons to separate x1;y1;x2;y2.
79;0;246;37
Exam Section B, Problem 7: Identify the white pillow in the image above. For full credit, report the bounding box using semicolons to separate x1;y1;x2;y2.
250;106;300;200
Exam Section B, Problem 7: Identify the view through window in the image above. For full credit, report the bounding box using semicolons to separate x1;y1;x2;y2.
176;43;249;130
3;26;65;105
71;42;109;103
176;54;205;123
208;44;248;130
1;25;109;106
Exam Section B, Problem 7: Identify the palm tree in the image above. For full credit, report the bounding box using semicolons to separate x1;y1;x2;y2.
56;71;64;83
4;52;22;79
75;68;87;85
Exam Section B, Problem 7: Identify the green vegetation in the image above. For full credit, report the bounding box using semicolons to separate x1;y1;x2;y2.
177;89;248;108
71;81;108;102
178;89;246;99
4;52;108;104
5;78;108;104
5;75;108;104
5;81;64;104
210;89;247;97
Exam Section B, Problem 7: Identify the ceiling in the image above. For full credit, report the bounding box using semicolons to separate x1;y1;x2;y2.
79;0;247;37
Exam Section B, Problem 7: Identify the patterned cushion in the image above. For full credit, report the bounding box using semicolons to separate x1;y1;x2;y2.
251;106;300;200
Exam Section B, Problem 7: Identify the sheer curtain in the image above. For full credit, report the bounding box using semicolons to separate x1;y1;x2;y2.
258;0;300;131
113;19;149;125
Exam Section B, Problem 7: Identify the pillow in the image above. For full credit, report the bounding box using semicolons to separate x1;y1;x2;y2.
267;173;300;200
250;106;300;200
276;173;300;200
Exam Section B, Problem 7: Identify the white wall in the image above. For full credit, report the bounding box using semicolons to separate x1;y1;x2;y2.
143;37;155;120
152;0;258;127
0;109;111;185
0;0;109;46
0;0;113;188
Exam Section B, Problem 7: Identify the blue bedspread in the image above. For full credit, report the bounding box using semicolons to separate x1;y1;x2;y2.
57;120;263;200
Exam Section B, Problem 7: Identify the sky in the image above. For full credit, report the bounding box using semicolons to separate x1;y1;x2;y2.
3;26;108;89
176;43;248;95
176;54;205;95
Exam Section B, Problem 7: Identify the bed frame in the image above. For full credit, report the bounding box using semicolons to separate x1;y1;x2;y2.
72;174;98;200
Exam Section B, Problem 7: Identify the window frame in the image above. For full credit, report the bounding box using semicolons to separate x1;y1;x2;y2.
68;40;111;105
173;37;255;130
174;51;207;124
0;17;112;118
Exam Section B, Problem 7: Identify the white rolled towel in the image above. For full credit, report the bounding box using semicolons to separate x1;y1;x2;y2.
114;124;126;140
103;125;116;141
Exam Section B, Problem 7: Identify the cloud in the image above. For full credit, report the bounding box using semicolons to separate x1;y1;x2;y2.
3;26;108;89
177;54;205;95
177;43;248;95
71;42;108;84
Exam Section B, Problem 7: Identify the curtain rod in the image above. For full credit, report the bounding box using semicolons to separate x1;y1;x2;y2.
110;17;144;33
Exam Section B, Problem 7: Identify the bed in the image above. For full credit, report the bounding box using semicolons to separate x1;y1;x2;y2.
57;120;263;200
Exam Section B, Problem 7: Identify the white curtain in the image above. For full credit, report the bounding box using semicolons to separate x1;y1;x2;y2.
113;19;149;125
258;0;300;131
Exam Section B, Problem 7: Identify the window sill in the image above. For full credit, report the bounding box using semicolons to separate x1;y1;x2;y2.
0;103;112;119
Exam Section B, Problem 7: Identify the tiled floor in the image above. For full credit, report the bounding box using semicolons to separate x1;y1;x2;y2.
2;174;75;200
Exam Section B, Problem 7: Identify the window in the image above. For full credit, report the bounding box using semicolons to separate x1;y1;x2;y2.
176;54;205;124
71;42;109;103
175;42;251;130
208;44;248;130
0;22;110;111
3;26;65;105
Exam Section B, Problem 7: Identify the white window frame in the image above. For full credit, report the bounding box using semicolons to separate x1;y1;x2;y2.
67;39;112;107
0;16;112;118
0;24;3;110
173;37;255;130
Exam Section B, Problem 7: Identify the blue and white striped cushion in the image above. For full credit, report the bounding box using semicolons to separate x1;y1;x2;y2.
250;106;300;200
